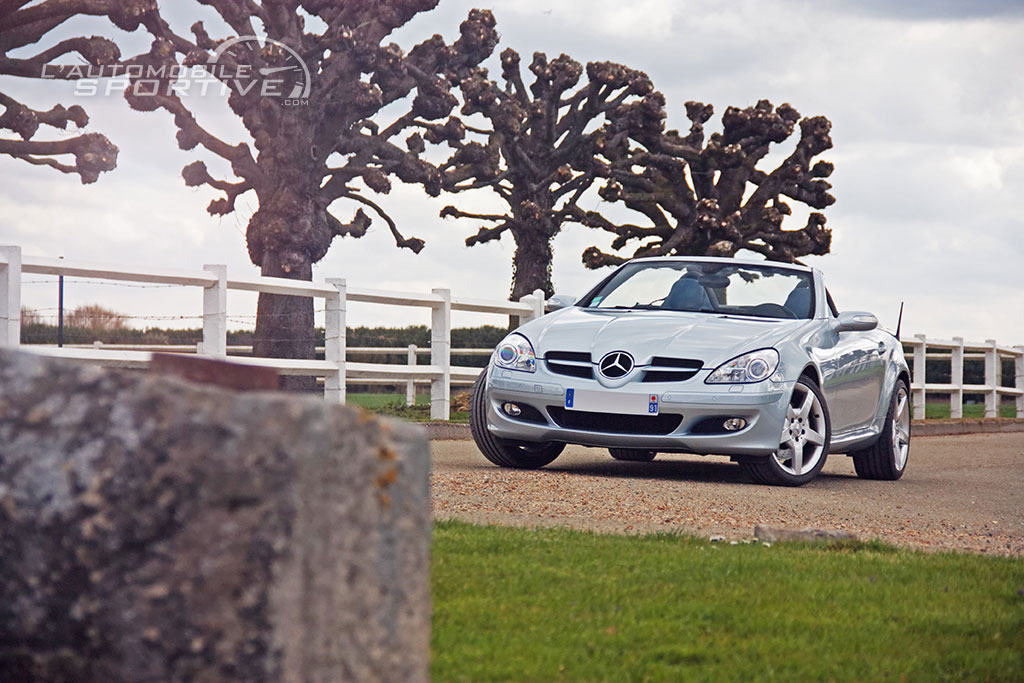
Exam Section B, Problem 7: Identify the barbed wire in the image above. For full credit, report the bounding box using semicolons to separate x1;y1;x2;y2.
22;279;187;289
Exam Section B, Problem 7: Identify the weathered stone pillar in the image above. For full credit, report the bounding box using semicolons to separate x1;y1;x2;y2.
0;349;430;683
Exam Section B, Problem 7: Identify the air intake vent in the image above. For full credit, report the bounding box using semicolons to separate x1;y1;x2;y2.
642;357;702;383
544;351;593;380
546;351;591;362
651;357;702;370
547;407;682;435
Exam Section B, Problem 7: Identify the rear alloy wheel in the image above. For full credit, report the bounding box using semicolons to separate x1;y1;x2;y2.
740;377;831;486
609;448;657;462
469;371;564;469
851;379;910;480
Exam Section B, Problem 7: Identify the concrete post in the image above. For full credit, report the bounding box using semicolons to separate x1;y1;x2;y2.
984;339;998;418
325;278;347;405
430;288;451;421
912;334;926;420
407;344;417;407
0;245;22;346
201;264;228;358
0;349;431;682
951;336;964;419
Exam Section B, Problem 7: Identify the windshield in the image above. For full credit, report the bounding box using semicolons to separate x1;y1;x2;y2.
580;261;815;320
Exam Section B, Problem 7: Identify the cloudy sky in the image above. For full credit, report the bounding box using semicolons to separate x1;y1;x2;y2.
2;0;1023;342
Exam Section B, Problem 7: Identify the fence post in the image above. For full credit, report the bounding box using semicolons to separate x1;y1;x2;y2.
912;334;926;420
1015;346;1023;417
407;344;417;407
324;278;347;405
530;288;545;321
517;289;547;326
430;288;451;421
984;339;998;418
0;245;22;346
950;336;964;419
201;264;227;358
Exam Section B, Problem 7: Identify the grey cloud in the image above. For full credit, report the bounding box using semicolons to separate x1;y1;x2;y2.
807;0;1024;21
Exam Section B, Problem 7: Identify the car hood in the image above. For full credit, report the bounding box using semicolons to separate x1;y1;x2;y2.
521;307;813;368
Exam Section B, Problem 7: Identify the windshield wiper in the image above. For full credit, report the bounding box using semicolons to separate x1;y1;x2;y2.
715;313;783;321
599;304;662;310
596;305;719;313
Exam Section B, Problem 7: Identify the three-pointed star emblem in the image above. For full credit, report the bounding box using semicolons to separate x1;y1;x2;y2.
598;351;634;379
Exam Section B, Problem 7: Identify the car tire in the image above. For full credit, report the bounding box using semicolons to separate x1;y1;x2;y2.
850;379;910;481
740;376;831;487
609;448;657;462
469;371;564;469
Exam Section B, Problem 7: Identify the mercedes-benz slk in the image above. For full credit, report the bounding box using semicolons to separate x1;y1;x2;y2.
469;256;911;486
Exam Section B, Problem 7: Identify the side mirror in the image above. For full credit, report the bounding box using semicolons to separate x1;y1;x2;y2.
832;311;878;333
546;294;576;312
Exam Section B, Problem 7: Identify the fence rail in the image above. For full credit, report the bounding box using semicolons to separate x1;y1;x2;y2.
3;246;1022;421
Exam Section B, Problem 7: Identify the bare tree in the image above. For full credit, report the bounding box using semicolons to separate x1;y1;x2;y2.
0;1;120;182
66;303;127;330
19;306;42;326
105;2;498;387
578;99;835;268
437;49;663;299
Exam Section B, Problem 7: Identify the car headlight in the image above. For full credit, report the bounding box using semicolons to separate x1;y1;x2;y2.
705;348;780;384
494;333;536;373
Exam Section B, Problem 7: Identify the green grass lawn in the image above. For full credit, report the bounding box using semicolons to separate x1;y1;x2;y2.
925;402;1018;419
432;522;1024;682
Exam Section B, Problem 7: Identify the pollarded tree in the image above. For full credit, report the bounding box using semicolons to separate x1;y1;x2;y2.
577;99;835;268
437;49;663;300
0;1;121;182
2;2;499;388
117;2;497;383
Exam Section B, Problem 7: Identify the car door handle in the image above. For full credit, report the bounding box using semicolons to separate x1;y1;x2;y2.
877;341;886;356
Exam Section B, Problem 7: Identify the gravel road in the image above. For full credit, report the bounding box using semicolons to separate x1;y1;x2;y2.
430;433;1024;556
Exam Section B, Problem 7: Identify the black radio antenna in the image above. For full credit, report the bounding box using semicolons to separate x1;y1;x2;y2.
895;302;904;341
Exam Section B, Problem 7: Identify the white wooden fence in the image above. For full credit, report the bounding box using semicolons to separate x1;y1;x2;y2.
2;245;1022;421
0;245;544;420
903;335;1023;420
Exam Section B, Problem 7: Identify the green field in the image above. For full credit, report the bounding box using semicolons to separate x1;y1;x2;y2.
432;522;1024;682
347;392;470;423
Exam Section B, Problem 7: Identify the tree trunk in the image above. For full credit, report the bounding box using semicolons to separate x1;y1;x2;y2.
510;234;554;302
509;197;557;302
253;252;317;392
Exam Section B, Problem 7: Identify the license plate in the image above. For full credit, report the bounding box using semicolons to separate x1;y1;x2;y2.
565;388;659;415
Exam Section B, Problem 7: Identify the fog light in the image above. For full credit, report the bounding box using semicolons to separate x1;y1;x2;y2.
723;418;747;431
503;402;522;417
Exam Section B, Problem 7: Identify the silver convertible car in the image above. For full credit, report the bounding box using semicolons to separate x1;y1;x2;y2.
470;256;911;486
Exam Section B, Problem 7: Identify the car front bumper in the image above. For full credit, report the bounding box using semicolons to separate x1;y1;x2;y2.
485;365;794;456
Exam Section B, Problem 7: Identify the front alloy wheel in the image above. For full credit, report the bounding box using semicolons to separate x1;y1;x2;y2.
740;377;831;486
469;371;564;469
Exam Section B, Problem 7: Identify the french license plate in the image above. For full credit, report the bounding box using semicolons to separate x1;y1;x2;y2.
565;388;659;415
